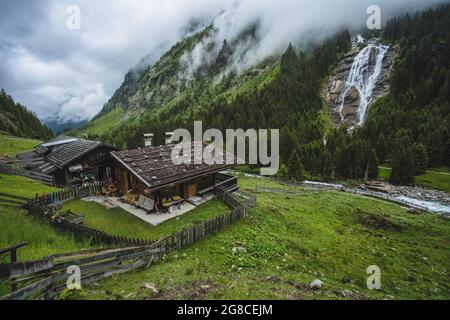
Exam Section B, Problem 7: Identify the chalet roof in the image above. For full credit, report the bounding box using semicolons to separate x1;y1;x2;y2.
45;139;107;169
41;138;79;148
111;142;237;192
35;135;79;155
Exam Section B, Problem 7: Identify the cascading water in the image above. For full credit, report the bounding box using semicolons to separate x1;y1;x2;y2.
339;42;389;125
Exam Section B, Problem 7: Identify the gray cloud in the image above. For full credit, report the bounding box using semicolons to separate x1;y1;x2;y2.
0;0;447;123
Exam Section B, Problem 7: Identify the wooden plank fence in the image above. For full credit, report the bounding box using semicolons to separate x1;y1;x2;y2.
0;163;53;185
27;201;157;247
0;188;257;300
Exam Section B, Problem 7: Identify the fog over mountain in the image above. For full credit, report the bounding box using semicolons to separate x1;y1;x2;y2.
0;0;446;124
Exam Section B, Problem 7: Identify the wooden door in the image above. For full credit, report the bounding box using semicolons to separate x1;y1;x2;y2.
187;183;197;198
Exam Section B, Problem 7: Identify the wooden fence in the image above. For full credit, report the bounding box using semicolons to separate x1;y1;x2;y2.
30;181;108;207
0;189;256;300
0;192;29;208
0;163;25;176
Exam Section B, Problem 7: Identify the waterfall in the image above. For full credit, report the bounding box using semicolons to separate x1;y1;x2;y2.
338;42;389;125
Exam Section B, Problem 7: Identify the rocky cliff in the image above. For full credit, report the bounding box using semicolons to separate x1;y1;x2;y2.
324;38;397;127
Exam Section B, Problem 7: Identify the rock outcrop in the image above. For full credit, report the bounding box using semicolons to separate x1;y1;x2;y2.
341;86;360;122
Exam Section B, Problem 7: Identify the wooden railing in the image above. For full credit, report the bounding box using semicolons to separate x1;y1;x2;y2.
0;243;27;292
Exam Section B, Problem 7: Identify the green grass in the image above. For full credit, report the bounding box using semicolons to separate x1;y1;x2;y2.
378;167;390;180
0;206;93;296
0;173;58;198
84;177;450;300
75;108;125;137
415;171;450;193
0;133;42;157
379;166;450;193
0;174;91;297
62;199;229;240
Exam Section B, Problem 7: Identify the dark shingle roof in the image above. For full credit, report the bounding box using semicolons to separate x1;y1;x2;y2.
111;142;237;192
45;139;102;168
35;135;79;155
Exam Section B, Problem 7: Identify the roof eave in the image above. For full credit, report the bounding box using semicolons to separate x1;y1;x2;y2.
110;152;152;187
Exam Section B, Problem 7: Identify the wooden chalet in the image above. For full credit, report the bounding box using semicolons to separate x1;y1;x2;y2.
26;136;117;186
100;139;238;211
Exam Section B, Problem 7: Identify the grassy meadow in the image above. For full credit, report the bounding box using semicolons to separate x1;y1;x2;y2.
379;166;450;193
62;199;229;240
0;133;42;157
84;176;450;300
1;134;449;300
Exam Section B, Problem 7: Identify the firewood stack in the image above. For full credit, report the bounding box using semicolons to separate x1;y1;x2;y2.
105;182;118;197
124;190;139;205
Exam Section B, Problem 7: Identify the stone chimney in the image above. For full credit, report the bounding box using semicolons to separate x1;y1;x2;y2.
164;132;174;145
143;133;154;147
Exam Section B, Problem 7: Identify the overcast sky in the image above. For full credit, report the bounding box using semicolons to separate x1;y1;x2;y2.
0;0;446;123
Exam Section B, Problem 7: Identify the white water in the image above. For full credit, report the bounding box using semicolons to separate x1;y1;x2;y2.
393;195;450;215
339;42;389;125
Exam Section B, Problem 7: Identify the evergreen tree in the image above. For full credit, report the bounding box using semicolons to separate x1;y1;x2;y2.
412;143;429;175
280;43;298;75
321;150;334;181
287;151;305;181
366;148;379;180
277;164;289;178
376;134;387;164
390;131;415;185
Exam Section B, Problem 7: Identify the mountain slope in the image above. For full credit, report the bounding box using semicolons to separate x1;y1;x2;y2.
76;22;351;153
76;24;281;142
76;5;449;185
0;89;53;140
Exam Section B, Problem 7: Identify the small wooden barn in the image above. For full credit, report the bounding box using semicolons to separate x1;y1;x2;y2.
31;136;118;186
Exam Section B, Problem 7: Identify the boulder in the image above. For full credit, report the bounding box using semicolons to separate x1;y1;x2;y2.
232;246;247;254
309;279;323;289
142;282;158;294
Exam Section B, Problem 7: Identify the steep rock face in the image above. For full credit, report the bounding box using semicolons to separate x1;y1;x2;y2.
341;86;360;122
324;39;398;127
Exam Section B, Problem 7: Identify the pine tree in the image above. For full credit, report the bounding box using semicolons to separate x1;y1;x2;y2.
287;151;305;181
412;143;429;175
376;134;387;164
277;164;289;178
280;43;298;75
366;148;379;180
390;132;415;185
321;150;334;181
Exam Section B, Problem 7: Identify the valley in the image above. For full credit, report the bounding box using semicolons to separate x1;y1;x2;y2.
0;2;449;302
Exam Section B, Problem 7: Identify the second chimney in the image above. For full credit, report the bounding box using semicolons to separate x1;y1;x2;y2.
165;132;174;145
143;133;154;147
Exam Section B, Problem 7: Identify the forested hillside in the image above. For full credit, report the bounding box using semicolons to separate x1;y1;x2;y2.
0;89;53;140
76;27;351;167
358;4;450;184
301;4;450;184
